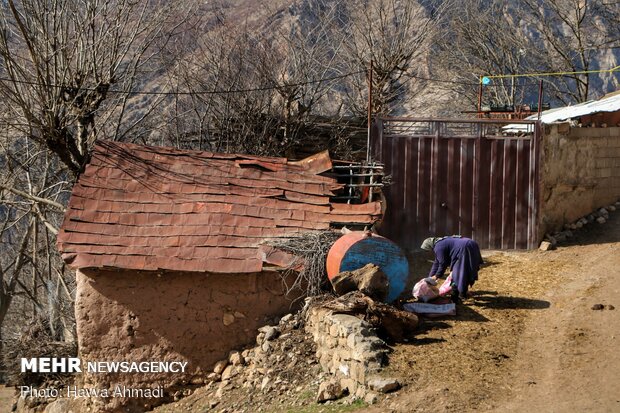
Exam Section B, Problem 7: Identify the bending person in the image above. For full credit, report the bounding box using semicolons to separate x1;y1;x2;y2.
421;236;483;301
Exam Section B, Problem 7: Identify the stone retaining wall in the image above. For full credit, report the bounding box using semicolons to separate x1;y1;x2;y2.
306;307;388;397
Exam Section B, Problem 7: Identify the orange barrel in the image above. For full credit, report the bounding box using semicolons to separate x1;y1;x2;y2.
327;231;409;303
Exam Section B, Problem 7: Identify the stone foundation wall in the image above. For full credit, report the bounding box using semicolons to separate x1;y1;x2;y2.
74;268;298;412
540;124;620;236
306;307;388;397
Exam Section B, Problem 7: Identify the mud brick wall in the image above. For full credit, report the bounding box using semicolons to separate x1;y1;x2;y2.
540;124;620;235
74;268;297;412
306;307;388;397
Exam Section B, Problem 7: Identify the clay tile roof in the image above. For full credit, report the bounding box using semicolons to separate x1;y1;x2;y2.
57;140;382;273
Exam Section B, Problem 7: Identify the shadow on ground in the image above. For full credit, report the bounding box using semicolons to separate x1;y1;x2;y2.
471;292;550;310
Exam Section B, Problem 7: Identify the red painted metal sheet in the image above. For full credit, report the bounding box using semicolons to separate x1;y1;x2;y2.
287;150;333;174
371;118;541;250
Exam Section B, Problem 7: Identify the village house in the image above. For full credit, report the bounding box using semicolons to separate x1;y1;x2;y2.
57;140;382;411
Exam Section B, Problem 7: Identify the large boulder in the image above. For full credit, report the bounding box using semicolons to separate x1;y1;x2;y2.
329;263;389;302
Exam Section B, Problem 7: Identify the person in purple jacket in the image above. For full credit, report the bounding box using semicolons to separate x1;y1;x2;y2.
420;236;483;302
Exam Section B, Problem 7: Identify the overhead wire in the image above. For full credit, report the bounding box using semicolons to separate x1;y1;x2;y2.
0;65;617;97
0;70;366;96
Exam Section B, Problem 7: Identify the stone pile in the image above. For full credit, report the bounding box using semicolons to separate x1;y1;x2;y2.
197;311;320;408
542;200;620;250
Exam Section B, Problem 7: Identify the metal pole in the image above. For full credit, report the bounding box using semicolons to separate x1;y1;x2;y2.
537;80;544;120
477;76;483;118
366;60;373;163
511;77;515;118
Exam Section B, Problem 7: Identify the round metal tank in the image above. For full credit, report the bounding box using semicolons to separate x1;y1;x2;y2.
326;231;409;303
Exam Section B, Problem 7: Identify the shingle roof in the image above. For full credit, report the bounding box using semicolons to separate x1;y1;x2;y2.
57;140;382;273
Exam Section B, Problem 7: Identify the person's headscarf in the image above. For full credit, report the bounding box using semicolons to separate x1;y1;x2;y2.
420;237;445;251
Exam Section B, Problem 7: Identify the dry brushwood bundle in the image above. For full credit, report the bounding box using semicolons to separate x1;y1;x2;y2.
3;317;77;386
267;230;341;298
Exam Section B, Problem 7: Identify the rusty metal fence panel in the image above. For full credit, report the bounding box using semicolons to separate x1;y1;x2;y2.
371;117;541;250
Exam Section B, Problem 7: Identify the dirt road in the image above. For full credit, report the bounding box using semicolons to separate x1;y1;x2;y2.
496;218;620;412
371;208;620;413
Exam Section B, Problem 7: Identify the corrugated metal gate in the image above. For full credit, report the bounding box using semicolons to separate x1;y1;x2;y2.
371;117;541;250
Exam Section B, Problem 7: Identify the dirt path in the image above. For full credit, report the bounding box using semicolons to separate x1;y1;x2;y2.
493;217;620;412
365;208;620;413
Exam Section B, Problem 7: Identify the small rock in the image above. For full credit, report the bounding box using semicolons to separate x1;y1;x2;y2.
608;205;616;212
221;365;238;381
607;305;615;310
596;216;606;224
207;372;221;382
592;303;605;310
364;392;379;404
209;400;220;408
260;377;271;391
223;313;235;326
599;208;609;215
189;376;204;385
280;313;294;324
262;341;271;353
215;386;225;398
229;351;244;366
316;379;345;403
367;377;401;393
260;326;280;341
41;399;71;413
539;241;555;251
213;360;228;375
574;221;583;229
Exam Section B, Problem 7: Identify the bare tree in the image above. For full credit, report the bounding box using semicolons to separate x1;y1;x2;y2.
164;0;348;156
0;0;195;175
337;0;446;116
0;136;74;350
434;0;620;112
519;0;620;103
433;0;531;111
